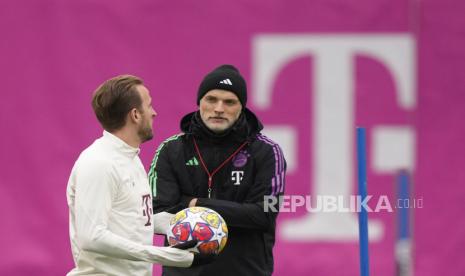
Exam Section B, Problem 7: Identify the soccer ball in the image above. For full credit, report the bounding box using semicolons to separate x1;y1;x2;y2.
167;207;228;254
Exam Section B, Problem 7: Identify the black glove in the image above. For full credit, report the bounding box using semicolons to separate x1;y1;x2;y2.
191;252;217;266
172;239;198;250
171;240;217;266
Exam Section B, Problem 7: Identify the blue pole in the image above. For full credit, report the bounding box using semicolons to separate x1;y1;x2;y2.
357;127;370;276
396;170;412;276
397;171;410;240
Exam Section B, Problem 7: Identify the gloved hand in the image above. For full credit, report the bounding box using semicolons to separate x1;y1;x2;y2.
171;239;198;250
172;240;217;266
191;251;217;266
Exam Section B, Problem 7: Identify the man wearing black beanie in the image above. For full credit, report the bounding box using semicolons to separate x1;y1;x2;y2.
196;64;247;107
149;64;286;276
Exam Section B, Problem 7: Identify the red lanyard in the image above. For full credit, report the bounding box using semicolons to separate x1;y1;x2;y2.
193;138;248;198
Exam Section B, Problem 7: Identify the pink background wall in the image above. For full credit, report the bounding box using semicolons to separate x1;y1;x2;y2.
1;0;464;275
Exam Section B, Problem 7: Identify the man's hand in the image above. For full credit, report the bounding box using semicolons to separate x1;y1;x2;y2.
188;198;198;207
171;240;217;266
152;212;174;235
171;240;198;250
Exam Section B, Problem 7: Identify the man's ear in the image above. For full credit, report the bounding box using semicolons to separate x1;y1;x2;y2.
128;108;139;123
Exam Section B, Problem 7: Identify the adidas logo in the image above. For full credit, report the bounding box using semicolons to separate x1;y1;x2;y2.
186;157;199;166
219;78;233;85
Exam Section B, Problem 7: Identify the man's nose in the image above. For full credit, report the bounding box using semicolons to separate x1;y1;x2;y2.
214;102;224;113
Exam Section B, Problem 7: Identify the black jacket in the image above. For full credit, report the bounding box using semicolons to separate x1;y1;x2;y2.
149;108;286;276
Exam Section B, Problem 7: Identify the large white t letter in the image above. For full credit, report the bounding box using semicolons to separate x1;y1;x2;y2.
253;34;416;241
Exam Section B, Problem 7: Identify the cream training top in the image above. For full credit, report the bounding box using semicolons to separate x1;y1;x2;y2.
66;131;193;276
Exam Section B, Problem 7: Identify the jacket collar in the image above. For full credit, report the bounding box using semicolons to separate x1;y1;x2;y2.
180;108;263;144
102;130;140;158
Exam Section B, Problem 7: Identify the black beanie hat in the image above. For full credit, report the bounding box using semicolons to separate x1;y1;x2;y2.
197;64;247;107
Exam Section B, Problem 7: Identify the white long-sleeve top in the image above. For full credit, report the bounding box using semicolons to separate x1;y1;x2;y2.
66;131;193;276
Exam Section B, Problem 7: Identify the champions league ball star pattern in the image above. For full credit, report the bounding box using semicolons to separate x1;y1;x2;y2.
167;207;228;254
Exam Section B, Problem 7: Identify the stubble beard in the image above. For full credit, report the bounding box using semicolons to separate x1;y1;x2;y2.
138;120;153;143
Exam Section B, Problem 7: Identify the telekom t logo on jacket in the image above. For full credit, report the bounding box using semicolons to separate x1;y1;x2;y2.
142;194;152;226
231;171;244;185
